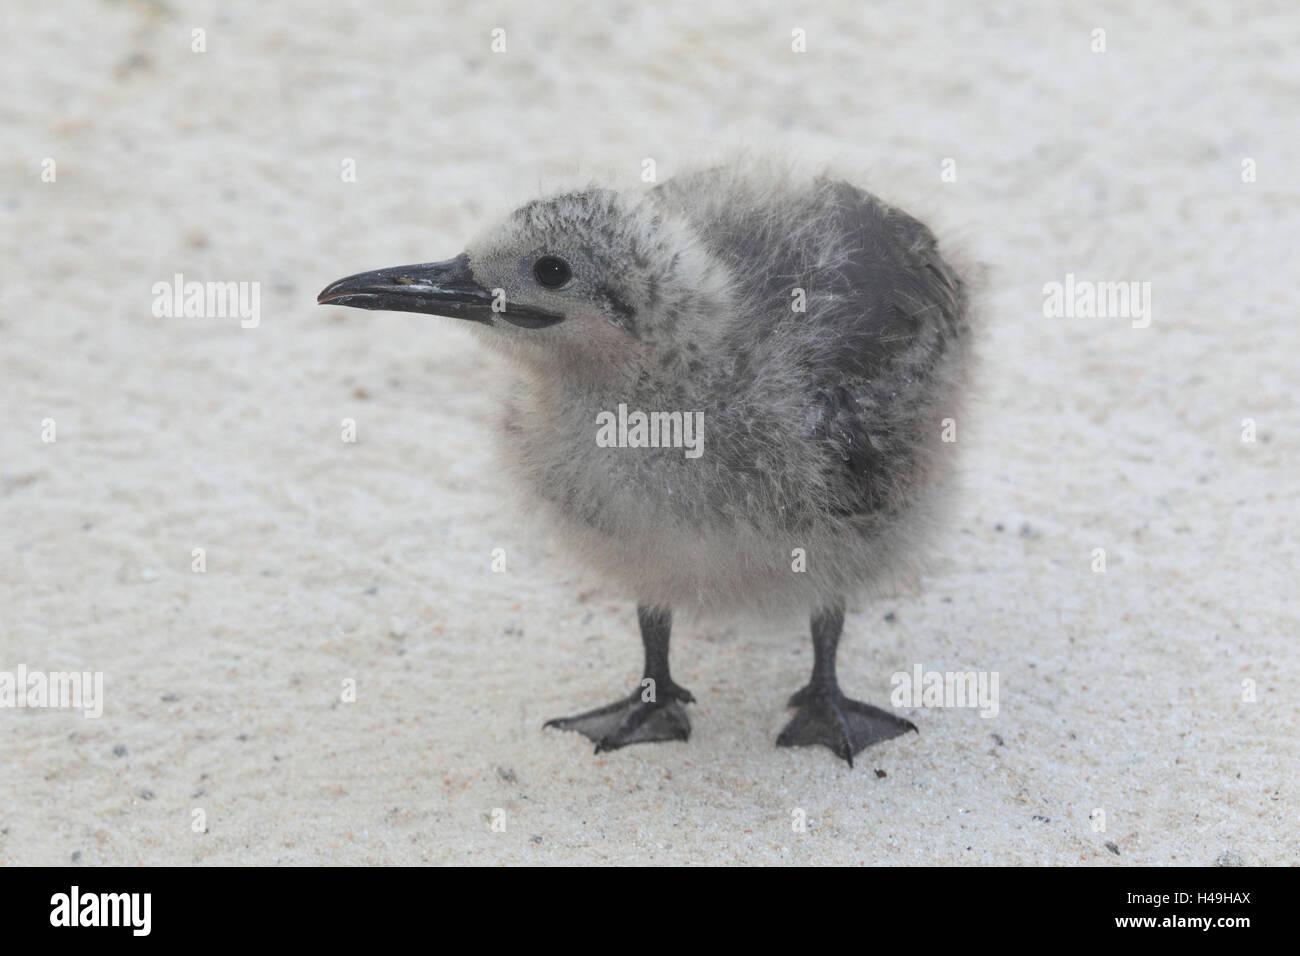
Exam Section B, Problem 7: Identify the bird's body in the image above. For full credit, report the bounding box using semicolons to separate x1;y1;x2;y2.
500;167;971;615
320;161;974;764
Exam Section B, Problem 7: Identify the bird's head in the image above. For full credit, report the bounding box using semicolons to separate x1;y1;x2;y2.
318;188;730;379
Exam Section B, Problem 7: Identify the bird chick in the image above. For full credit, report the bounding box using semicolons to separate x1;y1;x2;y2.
318;163;973;765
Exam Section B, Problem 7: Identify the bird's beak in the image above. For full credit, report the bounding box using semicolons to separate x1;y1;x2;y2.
317;253;563;328
317;254;496;324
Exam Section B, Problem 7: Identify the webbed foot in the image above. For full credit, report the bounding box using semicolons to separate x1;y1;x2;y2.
545;681;694;753
777;684;916;766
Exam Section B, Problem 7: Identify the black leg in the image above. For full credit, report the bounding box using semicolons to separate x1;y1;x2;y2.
638;605;676;691
776;598;916;766
544;604;694;753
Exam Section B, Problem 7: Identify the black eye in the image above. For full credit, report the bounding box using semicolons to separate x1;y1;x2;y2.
533;256;572;288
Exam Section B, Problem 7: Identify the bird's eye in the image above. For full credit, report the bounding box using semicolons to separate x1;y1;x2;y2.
533;256;572;288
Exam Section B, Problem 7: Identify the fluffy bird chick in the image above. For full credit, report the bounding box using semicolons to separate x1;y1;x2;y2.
318;164;973;765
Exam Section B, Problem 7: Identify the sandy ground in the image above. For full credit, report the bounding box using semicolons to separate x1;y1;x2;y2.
1;0;1296;866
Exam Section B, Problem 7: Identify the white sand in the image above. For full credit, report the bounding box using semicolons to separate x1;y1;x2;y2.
1;0;1296;865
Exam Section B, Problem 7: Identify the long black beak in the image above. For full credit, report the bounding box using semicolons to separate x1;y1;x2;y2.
317;254;562;328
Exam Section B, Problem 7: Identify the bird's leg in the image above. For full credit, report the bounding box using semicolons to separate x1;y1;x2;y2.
544;604;694;754
777;598;916;766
